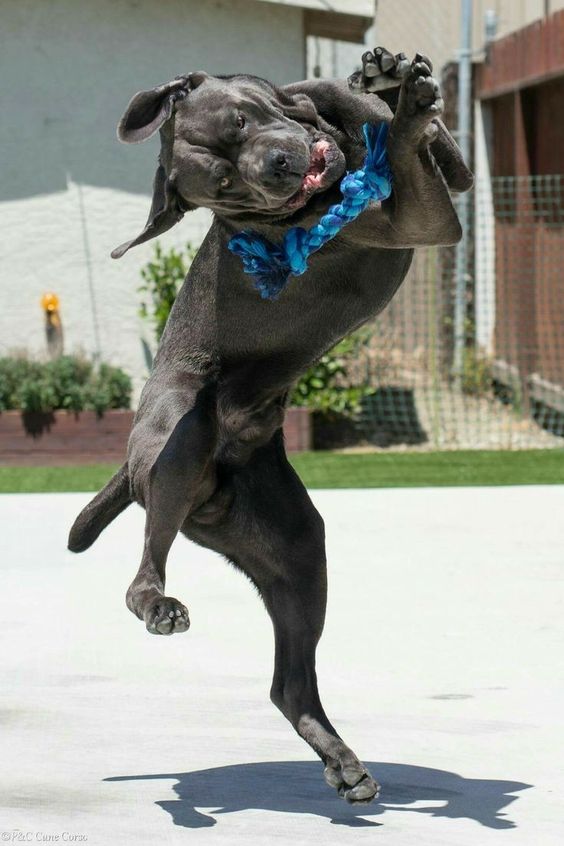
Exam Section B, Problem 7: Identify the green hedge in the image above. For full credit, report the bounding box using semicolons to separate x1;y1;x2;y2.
290;333;373;417
0;356;132;414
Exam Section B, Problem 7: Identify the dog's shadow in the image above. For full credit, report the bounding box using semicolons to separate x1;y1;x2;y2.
105;761;531;829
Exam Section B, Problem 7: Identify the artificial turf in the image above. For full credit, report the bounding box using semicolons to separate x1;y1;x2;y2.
0;449;562;493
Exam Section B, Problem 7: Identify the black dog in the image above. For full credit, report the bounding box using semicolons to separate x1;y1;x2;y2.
69;51;472;804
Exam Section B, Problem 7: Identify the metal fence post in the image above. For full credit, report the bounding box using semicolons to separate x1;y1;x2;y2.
453;0;473;386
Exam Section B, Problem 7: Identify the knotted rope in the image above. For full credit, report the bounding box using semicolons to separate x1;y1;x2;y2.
228;122;393;300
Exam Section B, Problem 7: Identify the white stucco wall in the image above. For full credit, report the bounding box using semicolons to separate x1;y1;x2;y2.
1;0;305;400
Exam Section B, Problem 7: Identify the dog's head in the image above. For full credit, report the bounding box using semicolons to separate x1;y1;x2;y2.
111;73;347;258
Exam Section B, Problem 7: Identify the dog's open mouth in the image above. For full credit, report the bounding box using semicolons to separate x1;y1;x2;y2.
286;140;336;210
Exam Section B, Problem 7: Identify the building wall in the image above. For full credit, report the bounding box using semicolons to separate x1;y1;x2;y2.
476;10;564;400
306;35;372;80
258;0;374;14
0;0;305;399
374;0;564;73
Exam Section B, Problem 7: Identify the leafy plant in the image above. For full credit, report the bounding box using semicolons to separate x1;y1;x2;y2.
0;358;43;411
443;316;493;397
291;332;374;418
45;355;93;411
0;355;132;414
84;380;112;415
461;347;493;396
17;376;58;414
95;363;133;409
139;242;196;341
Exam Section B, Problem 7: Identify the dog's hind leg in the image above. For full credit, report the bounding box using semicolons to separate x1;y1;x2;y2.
184;434;380;803
126;384;217;635
265;557;380;803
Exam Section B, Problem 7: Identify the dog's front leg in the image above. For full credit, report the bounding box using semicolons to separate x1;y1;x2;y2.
351;49;473;194
126;386;216;635
384;57;464;245
344;57;469;249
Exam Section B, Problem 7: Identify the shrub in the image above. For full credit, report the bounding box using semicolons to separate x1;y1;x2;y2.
443;316;493;397
139;242;196;341
0;358;43;411
290;333;374;418
0;355;132;414
45;355;94;411
17;375;59;414
96;363;133;409
461;347;493;396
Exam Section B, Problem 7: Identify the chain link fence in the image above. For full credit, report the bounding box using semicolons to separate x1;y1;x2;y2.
352;174;564;450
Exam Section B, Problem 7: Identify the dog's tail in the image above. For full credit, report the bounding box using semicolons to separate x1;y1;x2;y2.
68;463;132;553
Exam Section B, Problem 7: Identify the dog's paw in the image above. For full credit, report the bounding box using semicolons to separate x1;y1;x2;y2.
144;596;190;635
348;46;410;94
401;55;443;123
324;759;380;804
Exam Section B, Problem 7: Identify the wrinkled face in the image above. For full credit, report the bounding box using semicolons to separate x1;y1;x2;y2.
112;73;349;259
171;77;346;218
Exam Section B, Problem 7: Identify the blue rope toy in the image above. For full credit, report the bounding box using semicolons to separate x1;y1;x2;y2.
228;122;393;300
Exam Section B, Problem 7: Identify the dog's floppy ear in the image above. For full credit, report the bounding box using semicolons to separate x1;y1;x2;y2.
112;72;207;257
111;161;195;259
117;72;208;143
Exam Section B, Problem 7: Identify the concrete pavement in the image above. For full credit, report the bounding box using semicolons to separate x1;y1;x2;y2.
1;486;563;845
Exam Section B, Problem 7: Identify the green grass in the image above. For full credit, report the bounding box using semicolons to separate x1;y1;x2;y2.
291;449;564;488
0;464;122;493
0;449;563;493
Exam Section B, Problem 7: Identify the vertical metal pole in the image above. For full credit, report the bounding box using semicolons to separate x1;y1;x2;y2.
77;182;102;362
453;0;473;385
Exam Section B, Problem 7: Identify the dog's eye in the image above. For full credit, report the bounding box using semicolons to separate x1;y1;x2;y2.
219;176;232;190
236;114;246;129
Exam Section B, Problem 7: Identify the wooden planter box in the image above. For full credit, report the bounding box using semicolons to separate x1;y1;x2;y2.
283;406;312;453
0;407;311;466
0;410;135;466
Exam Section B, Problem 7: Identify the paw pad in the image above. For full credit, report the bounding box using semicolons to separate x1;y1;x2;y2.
348;46;410;94
145;597;190;635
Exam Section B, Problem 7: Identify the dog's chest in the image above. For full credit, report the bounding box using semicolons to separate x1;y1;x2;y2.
218;244;413;366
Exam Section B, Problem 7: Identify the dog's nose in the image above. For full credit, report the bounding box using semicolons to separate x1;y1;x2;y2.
268;150;289;179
